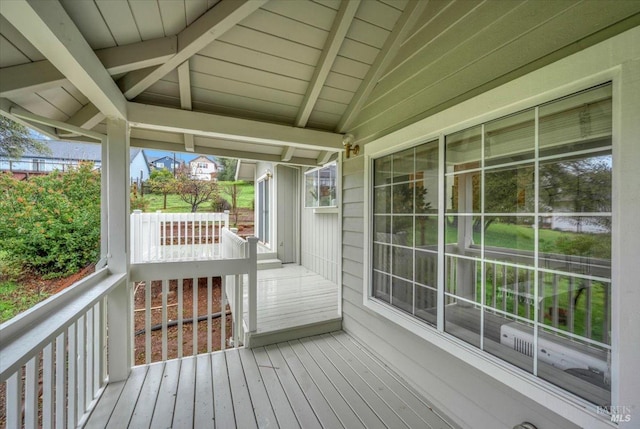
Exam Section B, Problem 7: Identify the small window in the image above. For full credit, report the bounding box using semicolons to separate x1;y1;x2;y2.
305;163;337;208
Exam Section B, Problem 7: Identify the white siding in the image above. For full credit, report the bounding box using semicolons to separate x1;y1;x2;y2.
300;203;339;283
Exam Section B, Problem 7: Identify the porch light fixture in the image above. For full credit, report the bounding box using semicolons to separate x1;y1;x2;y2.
342;133;359;158
513;423;537;429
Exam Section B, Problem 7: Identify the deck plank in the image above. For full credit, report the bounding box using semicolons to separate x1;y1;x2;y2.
84;380;125;427
253;346;300;428
305;336;409;429
226;349;258;429
105;365;148;429
194;354;215;428
172;356;195;428
277;342;344;429
211;352;236;428
289;339;366;429
129;362;164;428
330;332;457;429
150;359;181;428
264;344;323;429
238;347;279;428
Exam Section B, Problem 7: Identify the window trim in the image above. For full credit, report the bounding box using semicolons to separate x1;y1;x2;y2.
362;58;628;426
304;162;339;209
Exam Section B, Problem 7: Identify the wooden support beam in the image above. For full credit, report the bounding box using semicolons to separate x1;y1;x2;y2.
0;0;127;119
184;134;195;152
177;61;192;110
336;0;428;133
120;0;267;100
127;102;344;151
295;0;360;127
0;98;58;139
316;151;333;165
281;146;295;162
9;106;104;141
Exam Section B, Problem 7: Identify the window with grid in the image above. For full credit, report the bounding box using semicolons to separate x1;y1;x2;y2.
371;83;612;407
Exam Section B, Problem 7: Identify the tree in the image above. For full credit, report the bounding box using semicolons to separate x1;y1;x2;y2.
222;182;244;225
175;168;218;212
0;116;50;158
147;168;176;209
217;157;238;181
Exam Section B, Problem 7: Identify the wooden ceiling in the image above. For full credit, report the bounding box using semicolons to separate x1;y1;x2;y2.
1;0;638;166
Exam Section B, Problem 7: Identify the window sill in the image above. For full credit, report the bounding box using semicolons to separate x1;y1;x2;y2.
312;207;339;214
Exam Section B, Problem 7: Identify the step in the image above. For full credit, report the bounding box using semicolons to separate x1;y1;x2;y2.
245;318;342;348
257;251;278;261
257;258;282;270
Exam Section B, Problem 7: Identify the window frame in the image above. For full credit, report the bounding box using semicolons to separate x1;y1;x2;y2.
362;66;627;425
304;162;339;209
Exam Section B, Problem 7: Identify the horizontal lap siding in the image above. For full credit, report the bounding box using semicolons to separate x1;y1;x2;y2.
340;157;579;429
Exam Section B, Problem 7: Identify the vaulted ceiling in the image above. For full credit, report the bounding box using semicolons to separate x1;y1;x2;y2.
1;0;639;166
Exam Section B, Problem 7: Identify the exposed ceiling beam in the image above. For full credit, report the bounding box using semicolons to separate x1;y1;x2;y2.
184;134;195;152
0;36;176;98
10;105;104;141
336;0;428;133
67;104;105;130
177;61;192;110
120;0;267;100
316;151;333;165
127;102;344;151
0;98;58;140
0;0;127;120
295;0;361;127
130;138;320;167
281;146;295;162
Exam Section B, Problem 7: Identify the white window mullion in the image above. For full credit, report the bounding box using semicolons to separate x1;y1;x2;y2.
533;106;540;377
437;135;446;331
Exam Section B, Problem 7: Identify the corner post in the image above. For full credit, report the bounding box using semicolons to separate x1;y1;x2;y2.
104;118;131;382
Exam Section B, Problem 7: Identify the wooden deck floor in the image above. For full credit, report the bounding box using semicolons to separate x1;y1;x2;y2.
84;331;456;429
242;265;341;344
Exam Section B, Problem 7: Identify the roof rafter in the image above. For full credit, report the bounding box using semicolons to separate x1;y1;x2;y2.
336;0;428;133
127;102;344;152
119;0;267;100
177;60;194;152
281;146;296;162
0;0;127;119
295;0;361;128
0;98;58;140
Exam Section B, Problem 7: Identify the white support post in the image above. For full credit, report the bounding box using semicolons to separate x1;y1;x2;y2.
247;237;258;333
104;118;131;382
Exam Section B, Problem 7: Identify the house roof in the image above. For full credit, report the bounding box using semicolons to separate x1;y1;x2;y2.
22;140;101;162
1;1;638;166
190;155;216;164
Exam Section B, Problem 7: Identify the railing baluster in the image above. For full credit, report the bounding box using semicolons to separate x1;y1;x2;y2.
68;323;77;429
502;265;507;313
77;315;86;423
6;370;22;429
221;277;227;351
207;276;212;353
552;273;559;328
193;276;198;356
94;300;103;393
514;267;520;316
56;331;67;428
568;276;575;333
492;264;497;312
43;342;55;429
86;307;94;411
604;282;610;345
25;354;39;429
178;278;184;359
145;280;151;364
526;270;531;320
162;279;168;362
586;279;592;339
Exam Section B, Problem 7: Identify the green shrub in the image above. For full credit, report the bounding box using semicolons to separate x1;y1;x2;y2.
0;164;101;278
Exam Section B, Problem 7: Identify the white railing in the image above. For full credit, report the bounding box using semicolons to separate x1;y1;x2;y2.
222;228;258;340
129;228;258;364
130;210;229;263
0;268;127;429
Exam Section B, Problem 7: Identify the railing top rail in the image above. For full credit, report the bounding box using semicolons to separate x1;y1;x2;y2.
0;268;126;382
222;227;247;245
131;211;230;221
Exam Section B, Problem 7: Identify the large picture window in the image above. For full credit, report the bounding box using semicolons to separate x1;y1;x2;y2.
371;83;612;407
305;163;337;208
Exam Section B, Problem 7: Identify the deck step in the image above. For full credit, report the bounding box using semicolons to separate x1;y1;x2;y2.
246;317;342;348
257;251;278;261
257;258;282;270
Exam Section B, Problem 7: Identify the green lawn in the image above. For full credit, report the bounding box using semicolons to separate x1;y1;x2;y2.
142;181;254;213
0;280;48;323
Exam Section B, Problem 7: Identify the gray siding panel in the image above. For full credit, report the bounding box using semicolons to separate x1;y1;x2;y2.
340;157;580;428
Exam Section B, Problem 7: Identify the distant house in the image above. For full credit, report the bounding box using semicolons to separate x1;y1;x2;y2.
149;155;180;172
0;141;150;186
130;149;150;187
189;155;218;181
0;140;101;179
